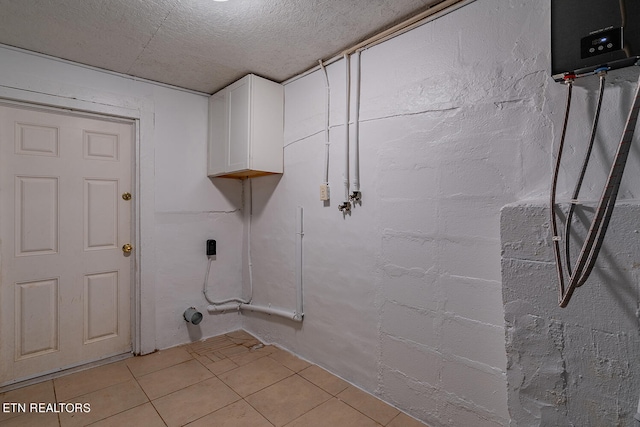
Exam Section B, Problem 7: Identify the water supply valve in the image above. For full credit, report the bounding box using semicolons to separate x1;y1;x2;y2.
349;191;361;202
338;201;351;213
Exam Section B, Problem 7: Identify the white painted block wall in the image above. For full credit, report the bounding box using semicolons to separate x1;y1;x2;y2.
241;0;640;426
502;203;640;426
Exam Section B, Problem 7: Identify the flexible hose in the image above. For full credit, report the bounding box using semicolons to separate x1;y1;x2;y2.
568;75;640;293
563;72;606;276
552;72;640;307
550;78;574;305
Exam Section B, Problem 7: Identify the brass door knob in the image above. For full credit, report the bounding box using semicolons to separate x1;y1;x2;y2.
122;192;132;201
122;243;133;254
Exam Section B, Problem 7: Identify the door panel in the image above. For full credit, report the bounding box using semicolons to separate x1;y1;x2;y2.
84;271;119;343
15;123;59;157
0;103;133;385
15;176;59;256
84;131;119;161
84;179;119;250
15;278;59;359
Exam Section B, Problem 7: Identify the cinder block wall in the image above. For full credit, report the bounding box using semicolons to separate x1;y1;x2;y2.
501;202;640;426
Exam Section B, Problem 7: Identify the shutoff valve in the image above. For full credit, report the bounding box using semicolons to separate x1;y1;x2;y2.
338;201;351;213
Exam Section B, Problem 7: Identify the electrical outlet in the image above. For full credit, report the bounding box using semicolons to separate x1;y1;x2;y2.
206;239;216;256
320;184;330;201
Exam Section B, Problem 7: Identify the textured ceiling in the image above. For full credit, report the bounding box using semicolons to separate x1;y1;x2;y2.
0;0;443;93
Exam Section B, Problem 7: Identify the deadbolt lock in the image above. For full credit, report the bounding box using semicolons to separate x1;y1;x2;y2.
122;192;132;201
122;243;133;254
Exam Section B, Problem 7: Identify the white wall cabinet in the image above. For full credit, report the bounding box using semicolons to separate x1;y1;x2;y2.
208;74;284;179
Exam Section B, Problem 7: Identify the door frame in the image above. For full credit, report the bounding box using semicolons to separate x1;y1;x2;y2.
0;91;150;362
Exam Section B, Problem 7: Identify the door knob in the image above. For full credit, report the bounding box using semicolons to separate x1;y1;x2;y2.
122;243;133;254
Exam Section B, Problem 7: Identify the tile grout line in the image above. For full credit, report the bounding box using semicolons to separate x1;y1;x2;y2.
77;360;163;426
124;360;165;427
336;396;387;427
187;338;330;427
147;346;256;426
274;373;336;427
11;331;428;427
194;340;314;426
172;345;250;427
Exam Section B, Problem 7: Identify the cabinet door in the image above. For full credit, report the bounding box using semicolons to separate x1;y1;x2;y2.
207;93;227;176
227;77;251;172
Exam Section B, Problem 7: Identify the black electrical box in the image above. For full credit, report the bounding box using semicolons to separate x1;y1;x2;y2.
551;0;640;81
206;239;216;256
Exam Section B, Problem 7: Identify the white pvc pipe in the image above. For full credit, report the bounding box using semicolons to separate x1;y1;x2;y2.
205;206;304;322
319;60;330;186
208;302;302;321
207;303;240;312
343;53;350;203
207;206;304;323
295;206;304;320
207;303;300;322
203;257;249;305
352;50;361;193
202;179;255;306
246;178;254;303
239;304;302;322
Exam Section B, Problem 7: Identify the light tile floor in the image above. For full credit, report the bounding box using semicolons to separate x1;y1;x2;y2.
0;330;429;427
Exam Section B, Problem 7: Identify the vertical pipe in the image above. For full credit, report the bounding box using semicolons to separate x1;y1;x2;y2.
343;53;350;203
319;60;331;186
247;178;254;302
295;206;304;320
352;50;361;193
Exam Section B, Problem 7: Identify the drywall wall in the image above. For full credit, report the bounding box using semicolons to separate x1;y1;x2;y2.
0;45;244;353
502;202;640;426
241;0;640;426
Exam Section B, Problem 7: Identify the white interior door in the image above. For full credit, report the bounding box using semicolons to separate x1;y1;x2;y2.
0;103;133;386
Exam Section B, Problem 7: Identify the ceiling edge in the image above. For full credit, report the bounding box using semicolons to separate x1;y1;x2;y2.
281;0;477;86
0;43;211;96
